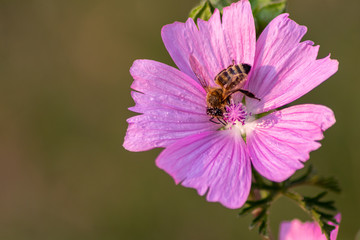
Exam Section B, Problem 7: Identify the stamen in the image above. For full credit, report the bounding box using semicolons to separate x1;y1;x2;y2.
223;103;249;125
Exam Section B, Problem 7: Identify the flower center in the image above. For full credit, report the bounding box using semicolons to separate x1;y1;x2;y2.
222;103;256;141
223;103;249;126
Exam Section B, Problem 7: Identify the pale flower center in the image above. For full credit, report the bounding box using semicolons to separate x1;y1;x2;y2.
223;103;256;137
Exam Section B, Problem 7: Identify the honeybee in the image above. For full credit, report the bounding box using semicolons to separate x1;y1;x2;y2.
189;55;260;124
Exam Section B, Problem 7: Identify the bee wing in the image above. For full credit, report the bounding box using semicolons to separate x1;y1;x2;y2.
189;55;209;90
224;74;246;91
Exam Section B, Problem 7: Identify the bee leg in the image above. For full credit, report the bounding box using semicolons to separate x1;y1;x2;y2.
217;117;227;126
238;89;261;101
209;117;221;125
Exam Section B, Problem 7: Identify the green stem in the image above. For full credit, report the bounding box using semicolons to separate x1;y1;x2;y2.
250;177;277;240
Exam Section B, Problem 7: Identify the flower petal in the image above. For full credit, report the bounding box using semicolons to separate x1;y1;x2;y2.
123;60;217;152
156;130;251;209
247;14;338;113
279;213;341;240
279;219;326;240
161;0;256;85
247;104;335;182
330;214;341;240
222;0;256;66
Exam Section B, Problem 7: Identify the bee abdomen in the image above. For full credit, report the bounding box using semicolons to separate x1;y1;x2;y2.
224;74;246;90
215;69;230;87
215;63;252;87
233;64;251;75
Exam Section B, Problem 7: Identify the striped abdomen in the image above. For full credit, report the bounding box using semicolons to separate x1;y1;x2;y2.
214;63;251;90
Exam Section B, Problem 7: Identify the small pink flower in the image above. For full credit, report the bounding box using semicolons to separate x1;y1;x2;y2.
279;214;341;240
123;0;338;208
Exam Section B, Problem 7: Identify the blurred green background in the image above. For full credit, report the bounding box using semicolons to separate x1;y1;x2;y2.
0;0;359;239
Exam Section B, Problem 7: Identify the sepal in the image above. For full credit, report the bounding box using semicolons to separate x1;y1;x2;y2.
189;0;216;21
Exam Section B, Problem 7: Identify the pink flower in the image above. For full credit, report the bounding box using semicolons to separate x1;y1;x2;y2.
123;0;338;208
279;214;341;240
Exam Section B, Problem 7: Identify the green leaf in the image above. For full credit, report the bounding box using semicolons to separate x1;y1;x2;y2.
249;0;287;36
189;0;215;22
249;0;285;13
189;0;235;22
190;0;287;36
239;197;270;216
258;217;268;236
240;193;275;239
309;176;341;193
254;1;286;36
286;165;341;193
250;208;267;227
209;0;234;11
252;208;270;237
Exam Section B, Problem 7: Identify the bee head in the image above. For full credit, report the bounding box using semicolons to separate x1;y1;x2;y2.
206;108;223;117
